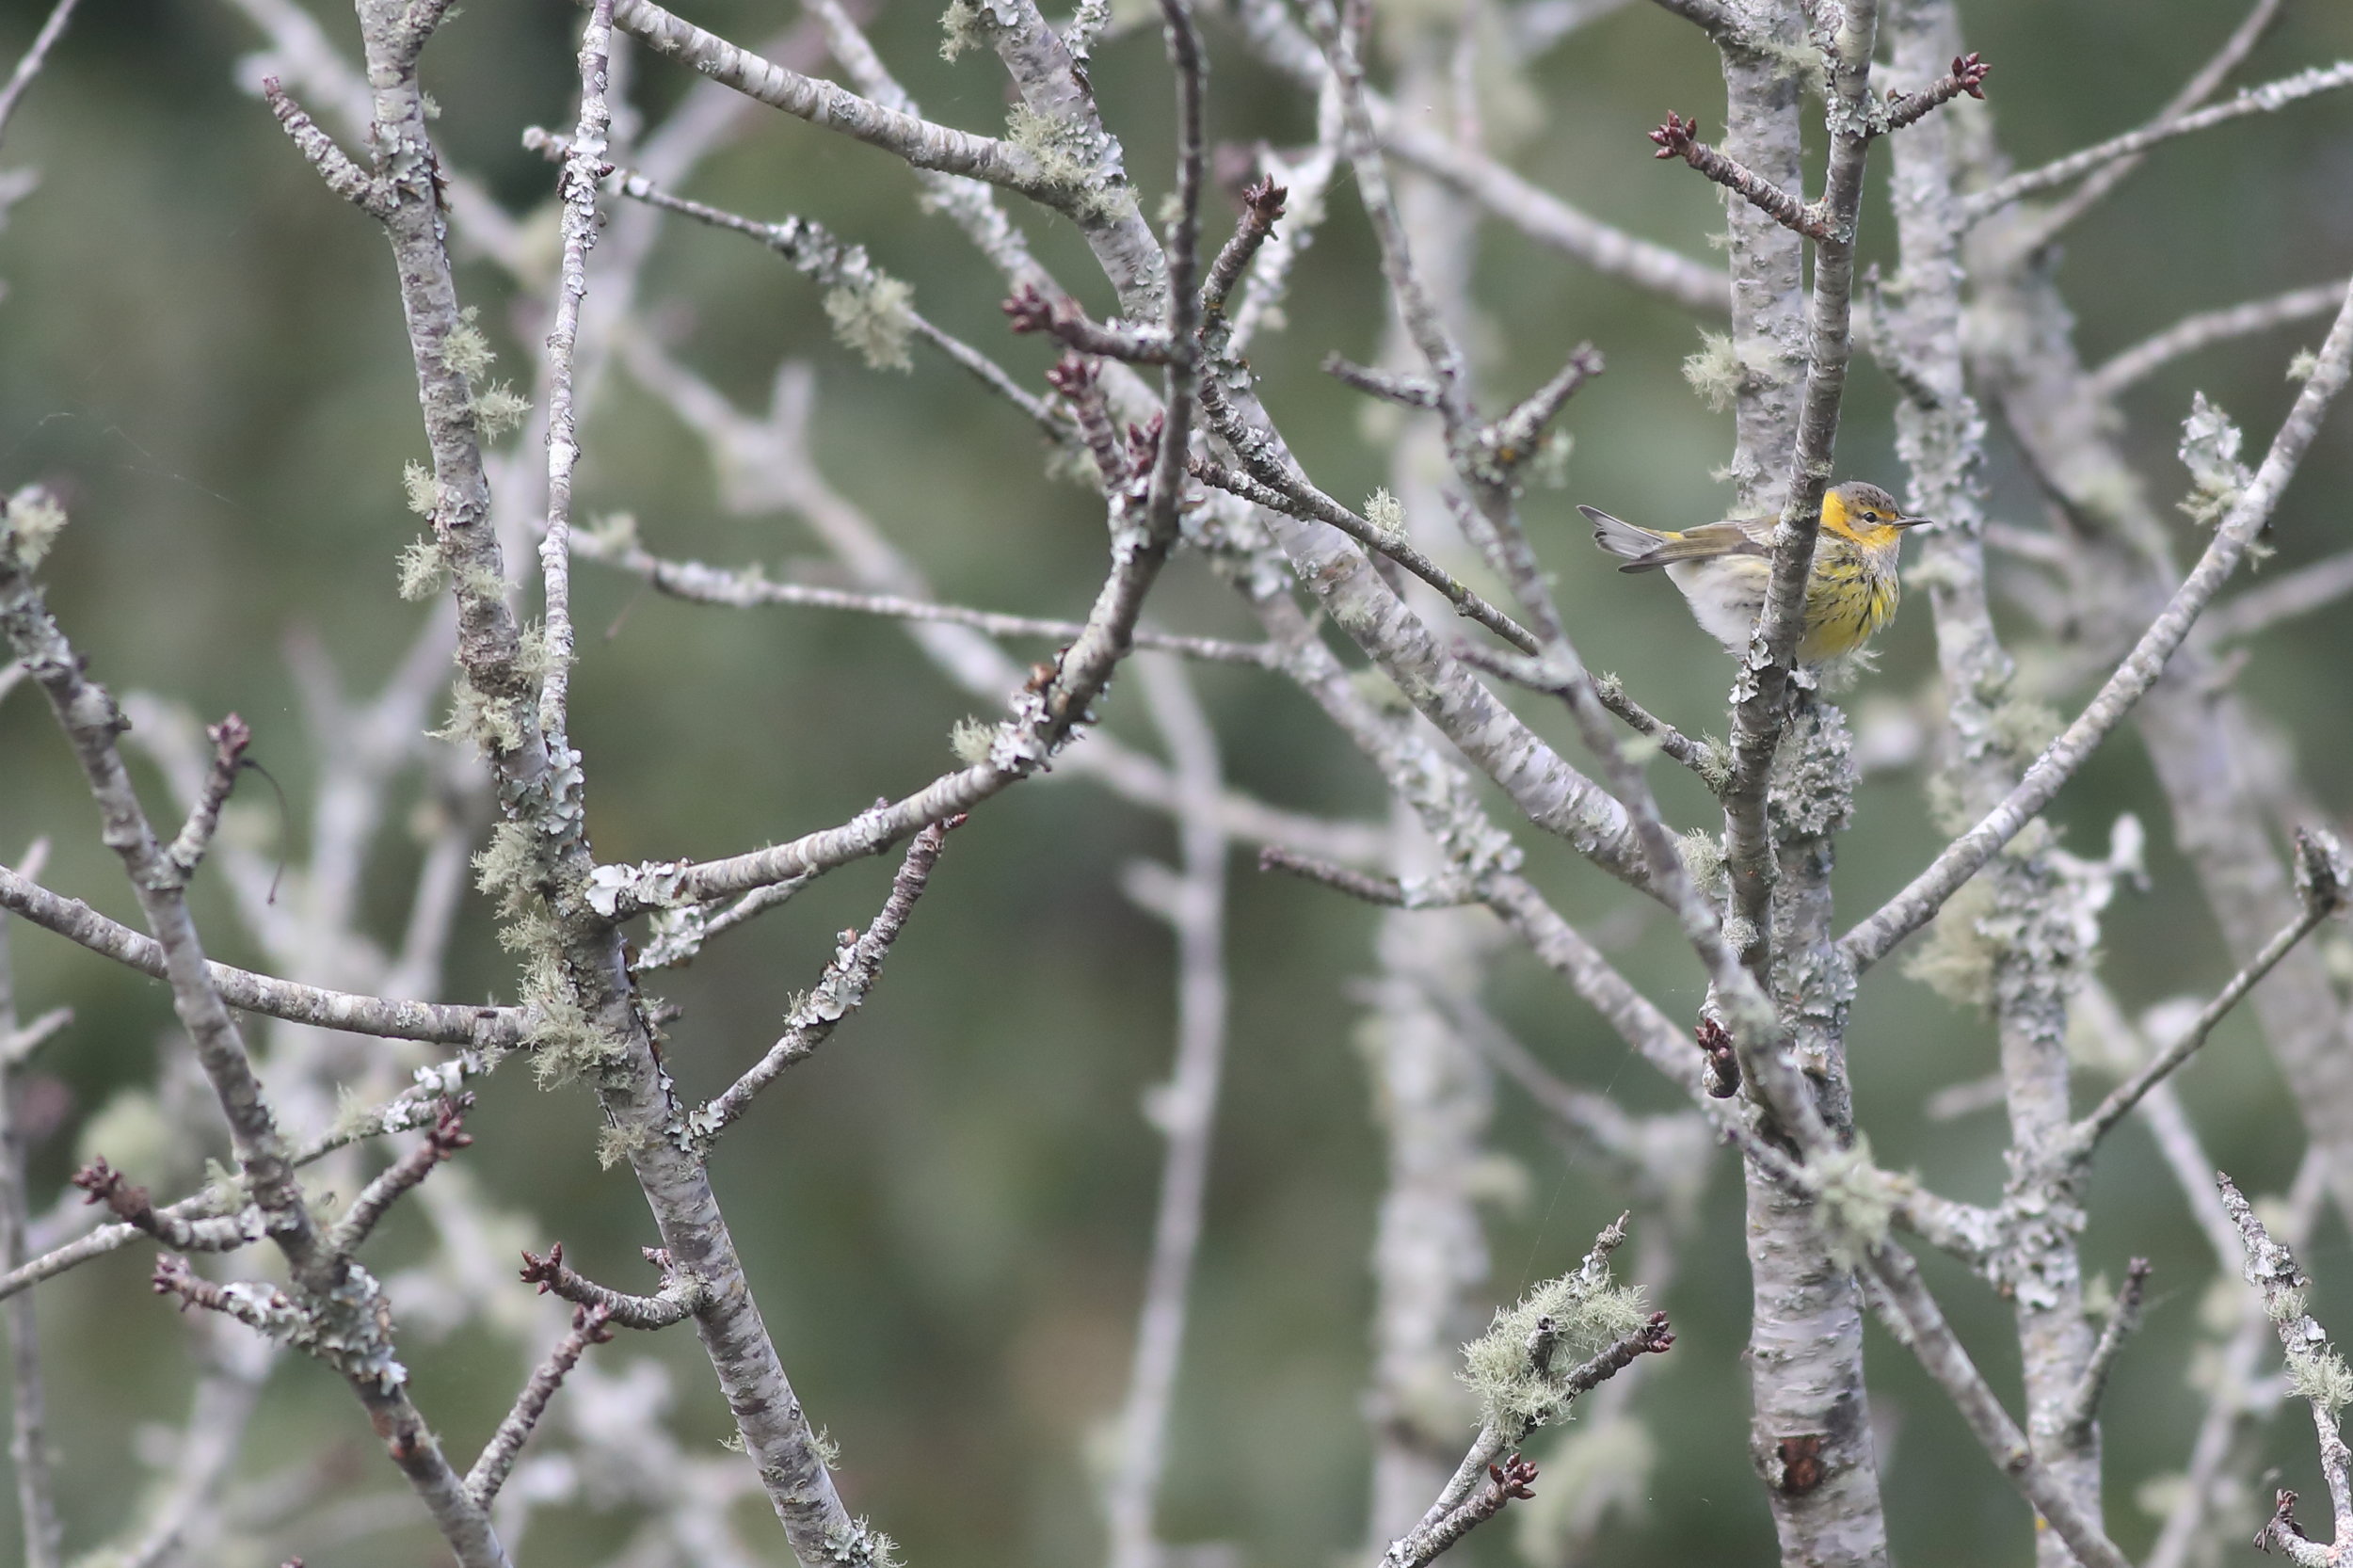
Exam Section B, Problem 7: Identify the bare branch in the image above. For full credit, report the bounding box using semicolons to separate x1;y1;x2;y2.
2067;879;2336;1152
688;820;953;1145
1963;60;2353;224
529;129;1067;434
2002;0;2282;255
2203;544;2353;642
1841;278;2353;970
261;78;388;216
0;0;79;162
533;0;615;744
0;870;62;1568
517;1241;703;1330
1862;1242;2135;1568
1257;845;1470;909
463;1304;613;1510
1188;449;1543;655
0;862;525;1047
605;0;1104;216
2052;1256;2151;1447
2091;276;2351;399
573;526;1274;665
322;1097;472;1257
1103;656;1227;1568
1647;111;1829;239
1323;352;1443;410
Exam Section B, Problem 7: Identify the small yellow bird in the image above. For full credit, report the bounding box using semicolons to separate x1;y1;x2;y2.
1579;482;1928;664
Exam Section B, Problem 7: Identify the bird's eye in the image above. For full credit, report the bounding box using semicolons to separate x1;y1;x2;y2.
1860;509;1880;521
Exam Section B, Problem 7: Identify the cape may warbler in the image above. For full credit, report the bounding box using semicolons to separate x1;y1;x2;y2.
1579;481;1929;664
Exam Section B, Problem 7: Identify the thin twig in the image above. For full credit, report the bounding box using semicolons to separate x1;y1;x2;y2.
0;863;525;1048
528;128;1067;436
2002;0;2283;256
1646;111;1828;238
1187;450;1542;655
687;821;952;1145
2091;277;2351;399
0;0;85;152
535;0;614;743
2052;1257;2151;1445
518;1241;704;1329
2203;545;2353;642
2066;893;2332;1152
2219;1172;2353;1562
322;1098;472;1257
572;528;1277;665
463;1304;613;1510
1962;59;2353;224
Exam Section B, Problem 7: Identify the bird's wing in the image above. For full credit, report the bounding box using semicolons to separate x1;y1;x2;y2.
1587;511;1770;575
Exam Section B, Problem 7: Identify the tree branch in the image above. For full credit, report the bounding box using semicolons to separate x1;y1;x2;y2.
1841;277;2353;970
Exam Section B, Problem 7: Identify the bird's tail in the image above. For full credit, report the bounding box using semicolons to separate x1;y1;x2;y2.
1580;504;1668;565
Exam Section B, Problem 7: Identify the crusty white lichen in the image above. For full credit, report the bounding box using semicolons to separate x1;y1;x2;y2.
2177;391;2253;526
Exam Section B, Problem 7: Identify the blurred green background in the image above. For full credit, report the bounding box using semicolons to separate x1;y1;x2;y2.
3;0;2351;1562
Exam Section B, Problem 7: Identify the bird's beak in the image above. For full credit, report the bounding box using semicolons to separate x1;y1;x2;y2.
1894;516;1935;529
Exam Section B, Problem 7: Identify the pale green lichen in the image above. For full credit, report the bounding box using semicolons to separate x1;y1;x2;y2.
1903;875;1999;1013
403;460;442;519
431;673;524;756
1695;732;1734;792
2288;348;2321;383
2287;1346;2353;1415
811;1426;843;1470
824;276;916;373
397;536;447;601
3;485;68;570
1682;331;1744;413
1805;1136;1894;1270
1004;104;1131;224
595;1117;653;1169
584;511;639;553
1459;1267;1649;1435
470;381;532;440
950;716;997;765
1987;694;2063;761
446;304;498;382
938;0;986;60
1676;829;1730;904
2268;1285;2310;1324
1365;488;1406;539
